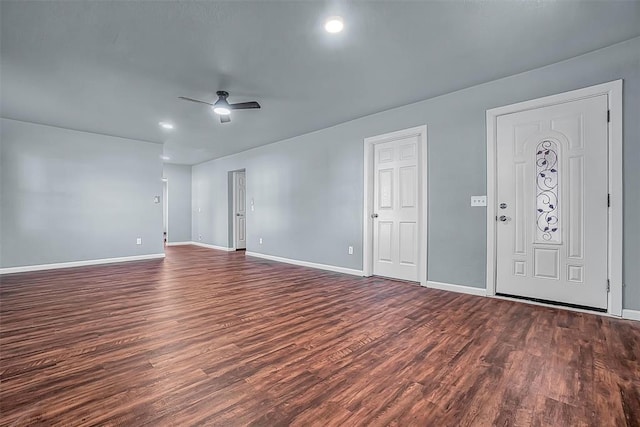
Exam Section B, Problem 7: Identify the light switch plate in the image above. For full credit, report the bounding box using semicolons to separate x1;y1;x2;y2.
471;195;487;207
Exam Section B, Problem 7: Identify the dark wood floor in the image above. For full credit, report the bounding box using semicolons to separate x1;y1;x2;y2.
1;246;639;426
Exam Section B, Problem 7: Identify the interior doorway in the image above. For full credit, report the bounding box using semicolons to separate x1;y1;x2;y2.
363;126;428;284
231;169;246;250
162;178;168;245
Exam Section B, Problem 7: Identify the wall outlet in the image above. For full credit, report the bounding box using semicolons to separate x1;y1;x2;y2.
198;235;202;241
348;246;354;255
136;238;142;245
259;238;263;245
471;195;487;207
153;196;160;204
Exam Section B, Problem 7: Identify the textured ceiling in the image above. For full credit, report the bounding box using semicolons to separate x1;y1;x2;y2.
2;1;639;164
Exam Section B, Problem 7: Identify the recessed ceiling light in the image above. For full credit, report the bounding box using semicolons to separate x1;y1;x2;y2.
159;122;174;130
324;16;344;33
160;155;170;161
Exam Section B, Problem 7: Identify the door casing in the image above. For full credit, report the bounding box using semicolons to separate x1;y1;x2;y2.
363;125;428;285
486;80;623;316
163;178;169;243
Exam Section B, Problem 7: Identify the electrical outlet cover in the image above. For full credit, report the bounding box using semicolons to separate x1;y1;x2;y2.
471;195;487;207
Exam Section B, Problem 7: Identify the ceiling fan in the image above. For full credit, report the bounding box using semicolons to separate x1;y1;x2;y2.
179;91;261;123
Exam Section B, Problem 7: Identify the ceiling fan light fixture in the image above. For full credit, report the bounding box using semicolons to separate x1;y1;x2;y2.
213;106;231;115
179;91;259;124
213;92;232;115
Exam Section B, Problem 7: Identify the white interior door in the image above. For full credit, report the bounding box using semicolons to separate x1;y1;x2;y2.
163;180;168;243
496;95;609;309
234;171;246;250
372;136;419;281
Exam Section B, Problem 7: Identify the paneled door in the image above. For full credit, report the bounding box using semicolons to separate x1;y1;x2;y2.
234;171;246;250
496;95;608;309
372;135;420;281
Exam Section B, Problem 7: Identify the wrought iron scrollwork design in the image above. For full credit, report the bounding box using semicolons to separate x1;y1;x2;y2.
536;140;559;242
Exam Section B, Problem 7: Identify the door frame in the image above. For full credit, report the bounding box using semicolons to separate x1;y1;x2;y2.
162;177;169;244
486;80;623;316
231;169;246;250
363;125;428;285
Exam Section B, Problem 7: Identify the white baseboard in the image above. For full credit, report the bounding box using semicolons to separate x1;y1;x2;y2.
426;280;487;297
190;241;234;252
0;253;166;275
165;241;192;246
622;309;640;322
246;251;364;277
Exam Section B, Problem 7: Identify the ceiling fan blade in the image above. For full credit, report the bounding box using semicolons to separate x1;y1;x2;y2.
220;115;231;123
229;101;261;110
178;96;215;106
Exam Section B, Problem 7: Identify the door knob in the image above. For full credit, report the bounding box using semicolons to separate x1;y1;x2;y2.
499;215;509;222
236;213;244;217
371;213;379;219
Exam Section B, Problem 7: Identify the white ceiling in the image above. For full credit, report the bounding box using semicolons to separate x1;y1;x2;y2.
2;1;639;164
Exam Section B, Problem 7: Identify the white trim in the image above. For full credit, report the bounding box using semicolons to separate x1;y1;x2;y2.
191;242;234;252
426;280;487;297
232;171;237;250
0;253;166;275
163;178;169;243
607;81;624;317
622;309;640;322
363;125;428;285
246;251;364;276
486;80;623;317
165;241;192;246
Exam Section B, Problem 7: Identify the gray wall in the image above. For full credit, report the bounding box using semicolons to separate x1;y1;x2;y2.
193;38;639;309
0;119;164;267
162;163;192;243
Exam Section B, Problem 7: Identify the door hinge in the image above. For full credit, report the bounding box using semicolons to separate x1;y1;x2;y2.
608;193;611;207
607;280;610;292
607;110;610;122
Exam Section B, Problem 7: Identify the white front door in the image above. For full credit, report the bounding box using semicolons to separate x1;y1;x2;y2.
372;135;420;281
234;171;246;250
496;94;609;309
